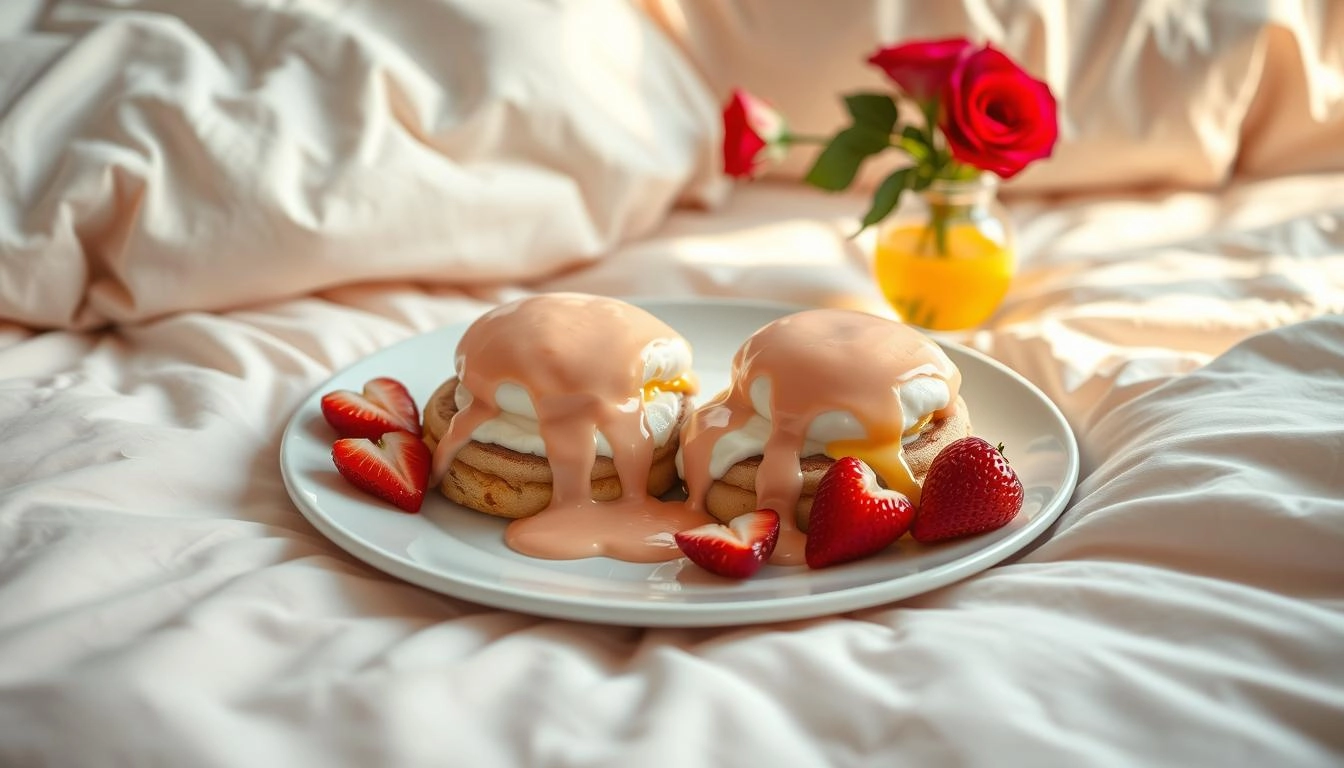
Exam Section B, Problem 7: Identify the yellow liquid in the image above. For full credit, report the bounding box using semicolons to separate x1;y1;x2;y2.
874;222;1014;331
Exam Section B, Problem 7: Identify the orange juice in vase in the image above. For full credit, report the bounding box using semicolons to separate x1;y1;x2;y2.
872;175;1016;331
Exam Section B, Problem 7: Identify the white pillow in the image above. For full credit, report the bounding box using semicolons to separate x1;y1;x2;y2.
0;0;725;328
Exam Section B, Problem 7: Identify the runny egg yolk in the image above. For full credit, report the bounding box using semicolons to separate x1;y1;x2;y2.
642;373;697;401
823;411;933;506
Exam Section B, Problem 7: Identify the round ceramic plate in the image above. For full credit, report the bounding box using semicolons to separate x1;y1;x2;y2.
280;298;1079;627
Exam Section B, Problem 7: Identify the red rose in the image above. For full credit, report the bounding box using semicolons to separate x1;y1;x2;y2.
721;89;787;179
939;46;1058;179
867;37;972;102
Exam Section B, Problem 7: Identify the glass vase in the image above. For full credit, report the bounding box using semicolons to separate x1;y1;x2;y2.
872;174;1016;331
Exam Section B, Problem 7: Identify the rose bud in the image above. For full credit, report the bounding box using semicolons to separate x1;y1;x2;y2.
721;88;788;179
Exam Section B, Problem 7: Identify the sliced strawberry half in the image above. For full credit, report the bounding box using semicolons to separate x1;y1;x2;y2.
320;376;420;440
911;437;1024;543
674;509;780;579
805;456;915;569
331;431;431;513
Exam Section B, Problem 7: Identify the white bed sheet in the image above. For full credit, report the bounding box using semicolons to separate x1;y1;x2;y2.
2;179;1343;766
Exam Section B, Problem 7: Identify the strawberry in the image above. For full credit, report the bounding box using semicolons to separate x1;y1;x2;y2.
674;509;780;579
331;431;431;513
320;377;420;439
805;457;915;568
911;437;1024;543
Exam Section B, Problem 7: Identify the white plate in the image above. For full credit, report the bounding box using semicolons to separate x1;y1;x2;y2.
281;298;1079;627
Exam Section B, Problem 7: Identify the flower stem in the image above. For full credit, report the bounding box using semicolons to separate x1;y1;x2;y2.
784;133;832;145
918;202;953;258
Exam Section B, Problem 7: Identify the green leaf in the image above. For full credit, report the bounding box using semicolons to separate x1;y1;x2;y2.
844;93;899;134
843;124;891;153
851;168;912;237
804;140;862;190
803;125;891;191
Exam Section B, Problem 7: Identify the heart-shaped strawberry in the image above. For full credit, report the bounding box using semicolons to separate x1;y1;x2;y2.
911;437;1024;543
321;377;420;439
331;431;431;513
674;509;780;579
805;456;915;569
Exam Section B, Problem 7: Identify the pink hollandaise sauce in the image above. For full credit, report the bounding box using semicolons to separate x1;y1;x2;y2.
678;309;961;564
429;294;712;563
430;299;960;567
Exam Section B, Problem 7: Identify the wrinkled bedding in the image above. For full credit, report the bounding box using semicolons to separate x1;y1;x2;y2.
2;1;1344;766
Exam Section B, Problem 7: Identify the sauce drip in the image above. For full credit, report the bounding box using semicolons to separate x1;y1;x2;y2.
430;294;713;562
679;309;961;564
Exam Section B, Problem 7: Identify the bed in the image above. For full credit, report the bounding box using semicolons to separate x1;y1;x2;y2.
2;1;1343;765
